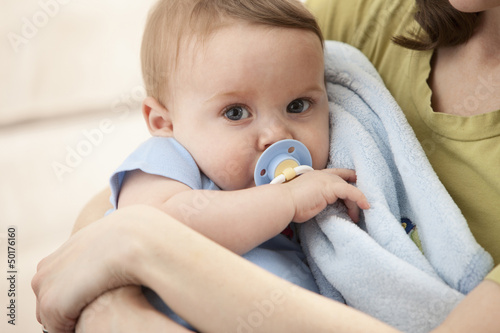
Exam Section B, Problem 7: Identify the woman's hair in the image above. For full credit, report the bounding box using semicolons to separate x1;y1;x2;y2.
141;0;323;107
393;0;479;50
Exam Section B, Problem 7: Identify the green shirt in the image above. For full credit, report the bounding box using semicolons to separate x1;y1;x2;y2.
306;0;500;270
487;264;500;284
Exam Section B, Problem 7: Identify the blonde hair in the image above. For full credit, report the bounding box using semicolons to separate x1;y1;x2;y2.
141;0;323;107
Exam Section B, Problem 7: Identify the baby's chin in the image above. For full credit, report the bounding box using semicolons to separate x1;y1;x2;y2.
217;179;256;191
238;180;257;190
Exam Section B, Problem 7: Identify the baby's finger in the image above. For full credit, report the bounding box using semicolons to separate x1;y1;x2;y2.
324;168;357;183
327;182;370;211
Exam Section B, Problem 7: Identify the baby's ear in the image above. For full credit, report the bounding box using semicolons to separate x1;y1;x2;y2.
142;97;173;137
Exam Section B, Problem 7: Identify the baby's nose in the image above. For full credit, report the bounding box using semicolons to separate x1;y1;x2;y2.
258;119;293;151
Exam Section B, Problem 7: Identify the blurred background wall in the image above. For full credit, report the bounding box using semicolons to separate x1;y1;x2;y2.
1;0;156;124
1;0;157;331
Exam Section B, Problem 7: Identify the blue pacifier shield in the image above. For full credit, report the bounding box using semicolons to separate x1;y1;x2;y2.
254;139;312;186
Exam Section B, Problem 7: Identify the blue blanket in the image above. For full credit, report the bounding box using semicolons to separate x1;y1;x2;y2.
299;41;494;333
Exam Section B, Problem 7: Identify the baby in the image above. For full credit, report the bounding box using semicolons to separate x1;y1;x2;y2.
107;0;369;329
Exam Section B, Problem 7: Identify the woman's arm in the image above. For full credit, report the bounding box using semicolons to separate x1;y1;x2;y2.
431;279;500;333
33;205;395;333
72;187;112;234
75;286;193;333
33;204;500;333
136;210;393;333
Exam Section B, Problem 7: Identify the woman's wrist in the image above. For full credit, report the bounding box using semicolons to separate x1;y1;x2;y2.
72;187;112;234
110;205;173;286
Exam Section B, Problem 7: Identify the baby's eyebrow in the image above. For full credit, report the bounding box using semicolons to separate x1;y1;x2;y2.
284;84;326;98
203;90;249;104
302;84;326;94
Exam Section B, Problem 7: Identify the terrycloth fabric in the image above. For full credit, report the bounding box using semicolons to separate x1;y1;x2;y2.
299;41;494;333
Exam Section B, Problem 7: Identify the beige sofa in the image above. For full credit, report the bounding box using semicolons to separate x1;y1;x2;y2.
1;1;156;331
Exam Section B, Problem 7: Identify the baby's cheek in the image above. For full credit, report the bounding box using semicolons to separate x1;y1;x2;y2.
207;163;248;191
313;144;330;170
314;157;329;170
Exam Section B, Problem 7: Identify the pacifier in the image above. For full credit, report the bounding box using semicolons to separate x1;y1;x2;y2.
254;139;313;186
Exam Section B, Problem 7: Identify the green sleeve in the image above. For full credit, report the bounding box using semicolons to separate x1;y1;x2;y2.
486;265;500;285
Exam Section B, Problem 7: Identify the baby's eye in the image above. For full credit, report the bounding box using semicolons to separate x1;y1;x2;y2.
287;99;311;114
224;106;250;121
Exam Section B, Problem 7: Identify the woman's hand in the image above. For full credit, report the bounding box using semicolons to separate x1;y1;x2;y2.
76;286;194;333
32;206;151;333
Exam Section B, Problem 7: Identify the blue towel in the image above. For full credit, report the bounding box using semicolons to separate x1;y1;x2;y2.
299;41;494;333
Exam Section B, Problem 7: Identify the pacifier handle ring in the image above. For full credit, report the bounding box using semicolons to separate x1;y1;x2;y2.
270;165;314;184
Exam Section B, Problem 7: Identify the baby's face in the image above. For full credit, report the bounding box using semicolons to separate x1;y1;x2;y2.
169;23;329;190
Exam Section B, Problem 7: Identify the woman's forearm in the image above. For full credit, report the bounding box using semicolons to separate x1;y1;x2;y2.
431;279;500;333
75;286;195;333
132;206;398;333
72;187;112;234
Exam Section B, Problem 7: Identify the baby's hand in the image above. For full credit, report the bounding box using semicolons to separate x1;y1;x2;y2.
283;168;369;223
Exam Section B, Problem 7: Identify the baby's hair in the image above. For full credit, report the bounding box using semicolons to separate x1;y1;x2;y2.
141;0;323;107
